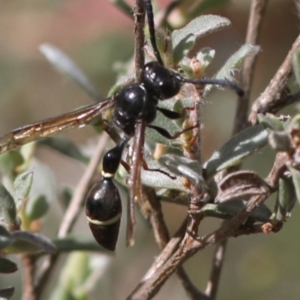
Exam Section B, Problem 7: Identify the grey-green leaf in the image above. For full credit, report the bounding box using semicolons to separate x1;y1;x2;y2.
204;124;268;179
25;161;56;221
6;231;56;254
39;44;103;101
203;200;271;222
0;257;17;273
290;167;300;206
274;177;296;222
204;44;260;96
258;113;286;131
292;47;300;86
140;152;186;191
0;184;17;227
172;15;231;64
159;154;204;187
54;236;107;252
0;287;15;300
13;171;34;211
0;151;24;180
38;136;88;163
0;225;12;250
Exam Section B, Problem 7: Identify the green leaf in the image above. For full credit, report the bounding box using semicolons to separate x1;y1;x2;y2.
25;161;56;221
0;225;12;250
49;252;91;300
37;136;88;163
0;257;17;273
204;44;260;95
26;195;49;222
290;167;300;206
4;231;56;254
268;131;292;152
0;183;17;227
0;151;24;179
146;114;182;146
39;44;103;101
13;171;34;211
274;177;296;222
203;200;272;222
172;15;231;63
139;152;187;191
204;124;268;179
258;113;285;131
54;236;108;252
292;47;300;86
159;154;204;187
59;187;73;211
0;287;15;300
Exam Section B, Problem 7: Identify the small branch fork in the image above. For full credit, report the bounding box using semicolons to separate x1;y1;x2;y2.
249;32;300;124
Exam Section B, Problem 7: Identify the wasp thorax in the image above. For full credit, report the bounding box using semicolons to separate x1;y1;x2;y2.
142;61;182;100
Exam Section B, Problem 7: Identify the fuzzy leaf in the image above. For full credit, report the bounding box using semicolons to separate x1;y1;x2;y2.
172;15;231;63
203;200;272;222
274;177;296;222
25;161;56;221
204;44;260;95
290;167;300;206
54;236;107;252
0;257;17;273
4;231;56;254
292;47;300;86
0;151;24;180
39;44;103;101
0;184;17;227
0;225;12;250
159;154;204;187
140;152;186;191
268;131;292;152
13;171;34;211
38;136;88;163
204;124;268;179
258;113;286;131
0;287;15;300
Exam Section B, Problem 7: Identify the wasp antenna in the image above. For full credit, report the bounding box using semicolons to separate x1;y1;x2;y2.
177;75;244;97
143;0;164;66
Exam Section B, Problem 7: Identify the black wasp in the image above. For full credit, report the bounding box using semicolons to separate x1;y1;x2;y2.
0;0;243;250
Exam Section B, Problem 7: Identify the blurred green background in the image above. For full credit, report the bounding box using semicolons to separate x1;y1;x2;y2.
0;0;300;299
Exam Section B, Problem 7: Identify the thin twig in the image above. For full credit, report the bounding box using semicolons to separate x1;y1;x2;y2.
205;239;227;300
21;255;36;300
58;134;109;238
233;0;269;134
142;187;207;300
249;33;300;124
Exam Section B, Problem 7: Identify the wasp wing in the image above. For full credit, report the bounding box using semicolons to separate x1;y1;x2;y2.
126;121;146;247
0;98;114;154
